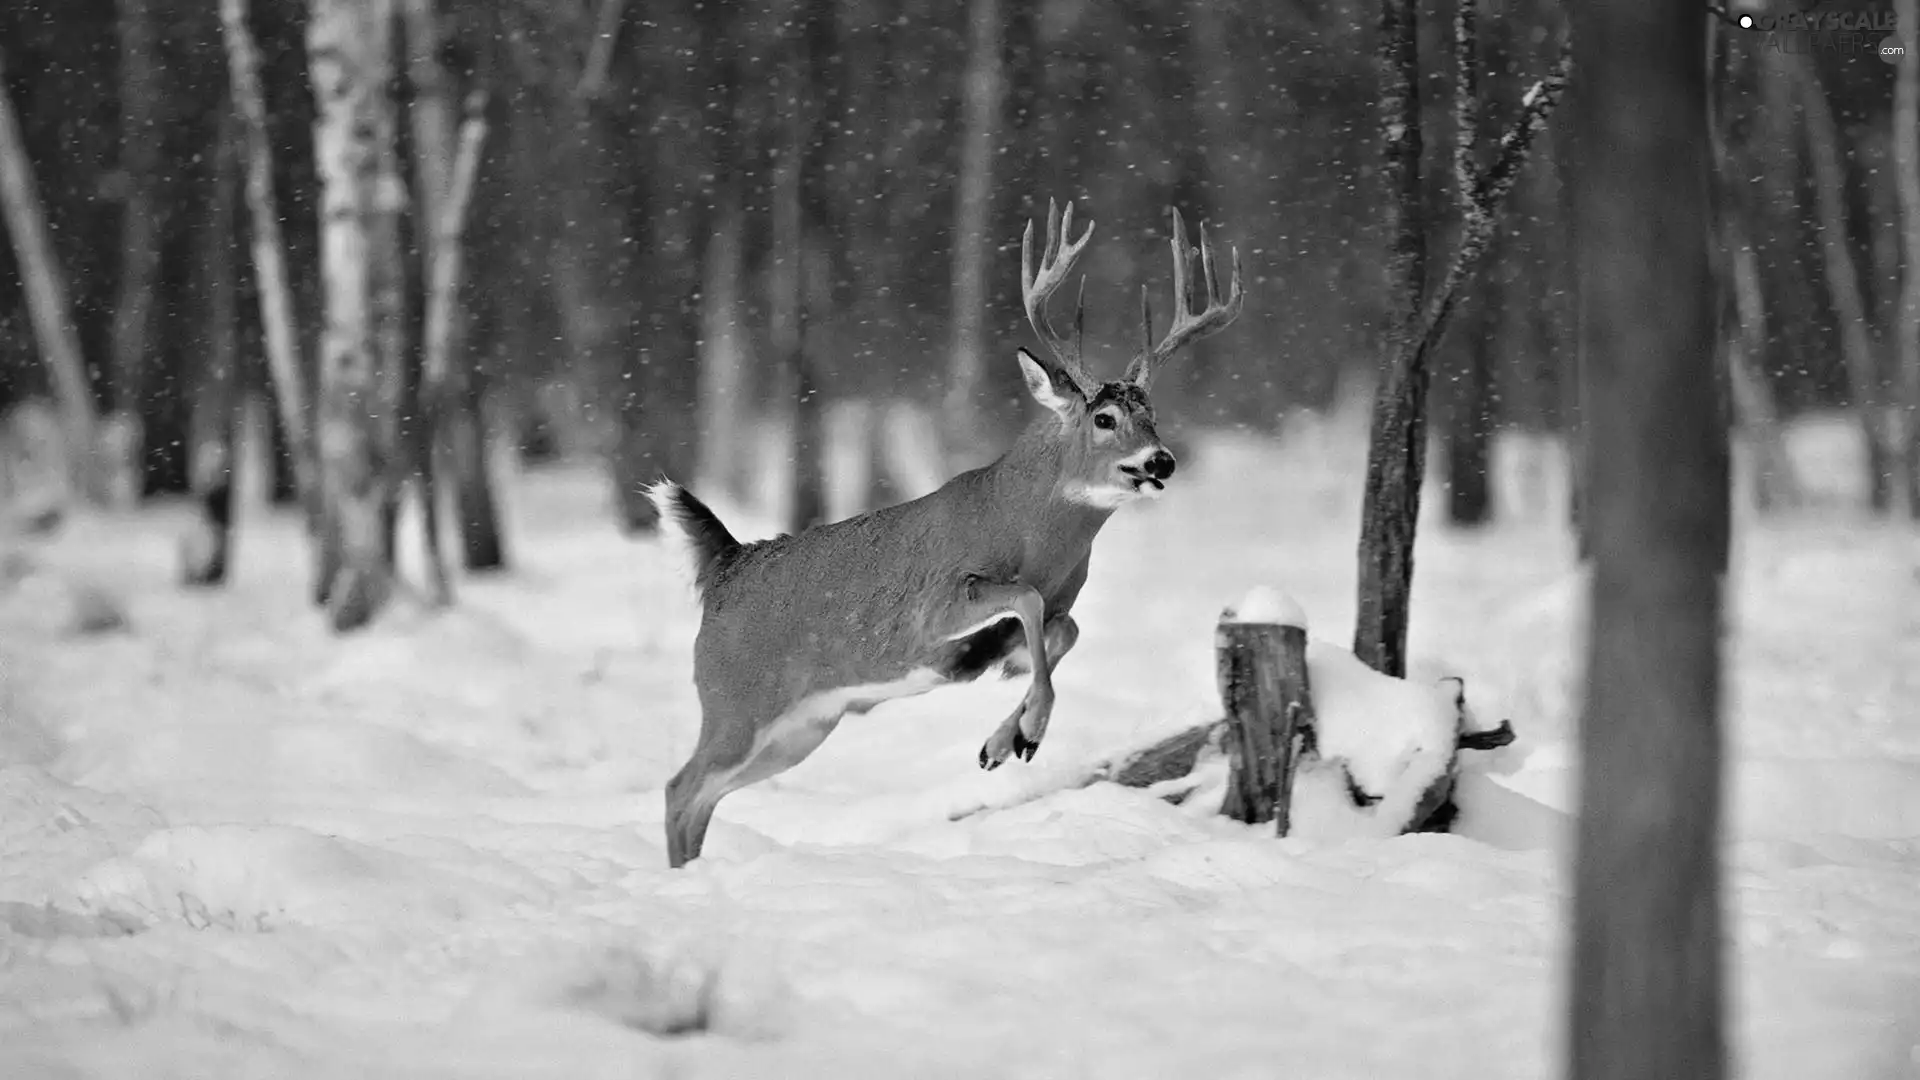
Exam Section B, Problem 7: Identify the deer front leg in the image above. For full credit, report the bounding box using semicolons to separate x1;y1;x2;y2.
933;576;1055;771
981;613;1078;770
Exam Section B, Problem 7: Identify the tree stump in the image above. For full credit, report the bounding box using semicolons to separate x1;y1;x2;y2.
1216;587;1314;835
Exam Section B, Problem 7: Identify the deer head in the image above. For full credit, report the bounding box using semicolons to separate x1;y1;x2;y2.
1013;200;1246;510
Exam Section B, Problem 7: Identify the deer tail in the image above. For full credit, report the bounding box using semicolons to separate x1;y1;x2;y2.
643;479;740;591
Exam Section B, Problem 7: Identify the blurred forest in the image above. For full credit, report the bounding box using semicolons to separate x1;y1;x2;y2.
0;0;1914;626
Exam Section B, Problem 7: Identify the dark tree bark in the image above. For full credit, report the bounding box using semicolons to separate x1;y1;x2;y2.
183;107;242;588
1567;3;1727;1079
773;2;829;534
110;0;165;485
1353;0;1568;677
617;1;707;533
1896;0;1920;517
1215;601;1311;836
1776;47;1891;513
1444;284;1496;528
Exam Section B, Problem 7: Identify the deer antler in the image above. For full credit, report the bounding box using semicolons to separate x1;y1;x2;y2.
1022;198;1098;397
1125;207;1245;388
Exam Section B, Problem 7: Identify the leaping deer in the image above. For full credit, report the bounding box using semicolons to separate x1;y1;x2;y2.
648;200;1245;867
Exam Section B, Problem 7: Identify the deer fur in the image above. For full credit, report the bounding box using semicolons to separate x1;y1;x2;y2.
652;201;1243;868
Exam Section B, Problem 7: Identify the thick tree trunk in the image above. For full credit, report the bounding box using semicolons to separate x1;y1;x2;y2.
1779;48;1891;513
1896;0;1920;517
1352;0;1426;678
308;0;405;631
942;0;1003;461
0;51;97;498
221;0;318;522
183;109;242;588
1215;597;1311;836
1567;2;1727;1078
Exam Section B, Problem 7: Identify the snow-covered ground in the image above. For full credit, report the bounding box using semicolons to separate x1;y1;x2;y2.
2;409;1917;1079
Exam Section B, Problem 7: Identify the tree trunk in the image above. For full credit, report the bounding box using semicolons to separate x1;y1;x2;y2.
183;108;242;588
401;0;476;600
775;14;827;534
1352;0;1426;678
698;187;751;503
1353;0;1567;676
1895;0;1920;517
0;50;97;498
108;0;166;499
441;95;502;573
221;0;319;523
1779;47;1891;513
942;0;1003;462
1445;283;1496;527
1568;2;1727;1078
1215;597;1311;836
308;0;405;631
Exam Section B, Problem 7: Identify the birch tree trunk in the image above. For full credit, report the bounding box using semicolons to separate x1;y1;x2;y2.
0;50;97;498
942;0;1003;464
1779;47;1891;513
309;0;405;631
1568;2;1727;1077
220;0;318;523
1895;0;1920;516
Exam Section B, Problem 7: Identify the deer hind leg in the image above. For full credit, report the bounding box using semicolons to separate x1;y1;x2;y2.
930;577;1055;771
664;700;850;869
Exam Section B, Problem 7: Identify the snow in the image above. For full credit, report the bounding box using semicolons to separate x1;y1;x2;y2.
1222;584;1307;628
2;408;1918;1079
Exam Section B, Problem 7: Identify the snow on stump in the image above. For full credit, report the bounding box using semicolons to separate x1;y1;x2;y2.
1215;586;1312;835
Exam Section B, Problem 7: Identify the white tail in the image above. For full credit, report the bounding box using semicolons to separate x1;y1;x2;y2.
659;200;1246;867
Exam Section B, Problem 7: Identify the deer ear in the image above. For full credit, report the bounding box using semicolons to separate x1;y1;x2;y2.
1016;348;1077;417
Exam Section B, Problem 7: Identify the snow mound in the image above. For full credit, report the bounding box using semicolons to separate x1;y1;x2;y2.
1222;586;1307;630
0;765;163;905
58;720;532;802
73;824;551;933
463;937;791;1041
1286;643;1462;838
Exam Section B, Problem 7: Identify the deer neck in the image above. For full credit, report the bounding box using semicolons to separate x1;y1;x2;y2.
980;416;1115;555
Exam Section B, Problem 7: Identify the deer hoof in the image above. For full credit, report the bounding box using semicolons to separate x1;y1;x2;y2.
978;735;1011;771
1013;727;1040;762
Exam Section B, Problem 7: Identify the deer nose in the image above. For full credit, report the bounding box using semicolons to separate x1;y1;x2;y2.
1143;449;1176;481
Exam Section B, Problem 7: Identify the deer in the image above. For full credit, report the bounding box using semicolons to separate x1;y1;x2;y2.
647;199;1245;868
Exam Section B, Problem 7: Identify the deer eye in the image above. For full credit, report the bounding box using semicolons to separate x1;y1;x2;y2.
1093;412;1116;430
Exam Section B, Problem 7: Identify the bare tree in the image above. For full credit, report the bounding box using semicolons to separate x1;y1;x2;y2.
308;0;406;630
220;0;318;523
107;0;165;496
0;49;97;498
182;106;242;587
1896;0;1920;516
1567;4;1727;1079
1354;0;1570;677
1775;47;1892;512
943;0;1004;461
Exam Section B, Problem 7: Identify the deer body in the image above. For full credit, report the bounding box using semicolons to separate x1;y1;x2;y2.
654;201;1243;867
